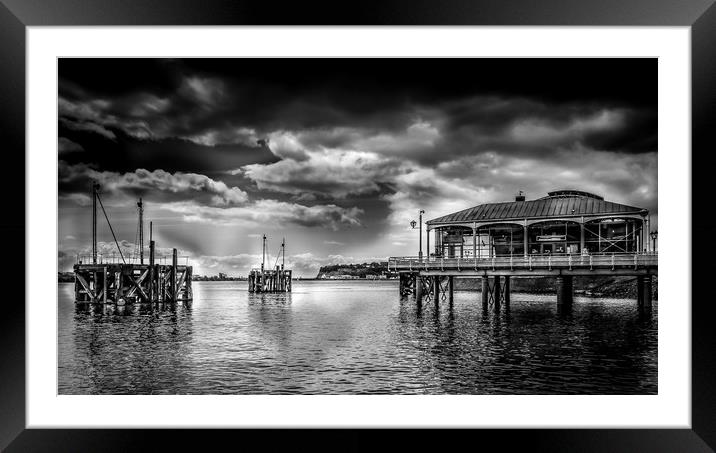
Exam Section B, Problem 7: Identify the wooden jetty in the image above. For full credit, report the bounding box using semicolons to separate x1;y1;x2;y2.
75;244;192;304
73;184;192;304
248;235;292;293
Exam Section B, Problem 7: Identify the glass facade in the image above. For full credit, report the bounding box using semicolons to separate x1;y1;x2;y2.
527;221;580;255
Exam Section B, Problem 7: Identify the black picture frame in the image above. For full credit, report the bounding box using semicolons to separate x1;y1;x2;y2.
1;0;713;451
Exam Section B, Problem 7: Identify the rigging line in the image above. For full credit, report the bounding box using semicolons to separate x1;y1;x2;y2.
273;244;282;269
96;192;126;264
264;240;270;270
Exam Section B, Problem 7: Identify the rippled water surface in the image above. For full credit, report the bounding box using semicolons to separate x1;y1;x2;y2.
58;280;657;394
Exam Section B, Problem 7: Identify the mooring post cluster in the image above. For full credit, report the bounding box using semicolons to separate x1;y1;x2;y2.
248;235;292;293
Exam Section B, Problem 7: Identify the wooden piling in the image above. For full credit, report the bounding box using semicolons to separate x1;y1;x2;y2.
115;270;123;302
493;275;501;310
149;240;155;302
481;277;489;310
171;248;178;303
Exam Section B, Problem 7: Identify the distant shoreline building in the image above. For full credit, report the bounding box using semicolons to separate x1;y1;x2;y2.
426;189;651;258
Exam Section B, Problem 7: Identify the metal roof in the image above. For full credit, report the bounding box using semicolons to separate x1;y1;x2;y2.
427;191;647;225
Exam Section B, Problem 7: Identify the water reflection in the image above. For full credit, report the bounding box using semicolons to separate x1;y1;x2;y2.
68;297;194;394
59;281;657;395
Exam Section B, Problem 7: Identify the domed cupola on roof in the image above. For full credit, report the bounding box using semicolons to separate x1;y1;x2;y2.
544;190;604;200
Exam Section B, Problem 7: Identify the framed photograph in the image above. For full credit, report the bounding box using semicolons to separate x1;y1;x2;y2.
3;0;714;450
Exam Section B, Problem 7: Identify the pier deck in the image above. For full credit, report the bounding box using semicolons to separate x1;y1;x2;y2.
390;252;657;308
74;247;192;304
388;252;657;276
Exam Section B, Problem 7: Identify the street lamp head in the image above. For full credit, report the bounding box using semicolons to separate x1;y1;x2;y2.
650;230;658;239
410;220;417;229
419;209;425;215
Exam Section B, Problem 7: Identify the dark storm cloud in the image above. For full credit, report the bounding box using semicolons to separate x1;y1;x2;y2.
59;58;656;154
58;125;278;174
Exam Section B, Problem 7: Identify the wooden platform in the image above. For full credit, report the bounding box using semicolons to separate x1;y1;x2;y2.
74;254;192;304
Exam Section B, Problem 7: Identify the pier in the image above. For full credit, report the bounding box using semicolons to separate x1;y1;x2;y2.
74;183;193;304
248;235;292;293
392;189;658;309
74;245;193;304
390;252;657;308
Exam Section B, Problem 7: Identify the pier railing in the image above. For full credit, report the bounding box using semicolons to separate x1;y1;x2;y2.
388;252;657;272
75;254;192;266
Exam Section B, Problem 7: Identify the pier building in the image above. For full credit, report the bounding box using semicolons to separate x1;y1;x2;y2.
390;190;657;309
427;189;651;259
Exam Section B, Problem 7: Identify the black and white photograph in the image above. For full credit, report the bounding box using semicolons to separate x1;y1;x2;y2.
57;57;658;395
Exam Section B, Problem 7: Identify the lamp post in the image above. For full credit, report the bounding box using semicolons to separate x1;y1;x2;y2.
410;209;425;260
650;230;658;253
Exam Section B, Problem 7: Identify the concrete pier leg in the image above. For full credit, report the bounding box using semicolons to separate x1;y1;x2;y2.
503;276;510;309
481;277;489;310
556;275;573;307
493;276;501;310
448;276;454;305
642;274;652;308
637;275;644;306
433;276;440;305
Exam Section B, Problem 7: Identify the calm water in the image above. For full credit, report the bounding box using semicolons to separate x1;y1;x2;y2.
58;280;657;394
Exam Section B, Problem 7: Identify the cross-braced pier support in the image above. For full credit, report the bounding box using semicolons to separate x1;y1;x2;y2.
399;272;417;297
74;247;192;305
481;276;509;310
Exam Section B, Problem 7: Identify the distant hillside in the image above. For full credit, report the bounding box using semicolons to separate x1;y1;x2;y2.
316;262;393;279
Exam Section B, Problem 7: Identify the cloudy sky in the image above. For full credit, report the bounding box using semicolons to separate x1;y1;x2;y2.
58;58;657;277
